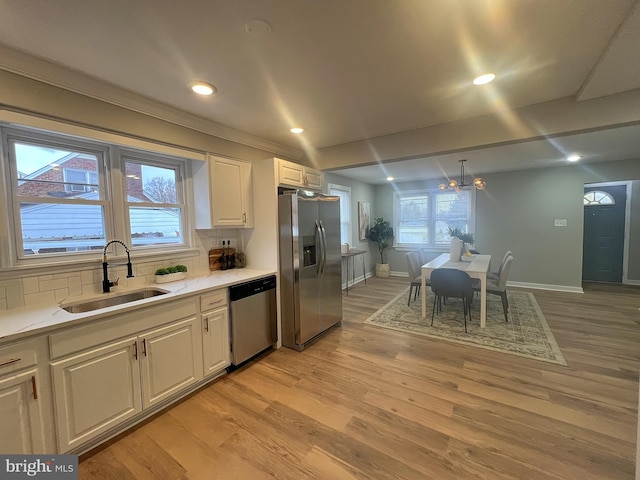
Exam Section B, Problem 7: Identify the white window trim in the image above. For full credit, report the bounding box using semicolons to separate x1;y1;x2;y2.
393;187;476;252
0;123;194;271
327;183;352;245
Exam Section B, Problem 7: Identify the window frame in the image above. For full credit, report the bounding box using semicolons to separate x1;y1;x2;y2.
1;124;192;269
393;187;476;251
327;183;352;245
121;149;187;251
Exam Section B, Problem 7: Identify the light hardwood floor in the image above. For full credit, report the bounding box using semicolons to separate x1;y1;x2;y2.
79;277;640;480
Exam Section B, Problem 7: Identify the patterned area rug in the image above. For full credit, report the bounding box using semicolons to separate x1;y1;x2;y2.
364;288;567;365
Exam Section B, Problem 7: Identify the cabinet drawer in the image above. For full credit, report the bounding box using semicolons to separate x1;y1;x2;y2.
200;290;227;311
0;338;42;374
49;297;198;360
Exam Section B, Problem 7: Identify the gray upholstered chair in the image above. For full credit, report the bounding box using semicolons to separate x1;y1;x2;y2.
474;255;513;322
430;268;474;333
406;251;423;306
488;250;513;281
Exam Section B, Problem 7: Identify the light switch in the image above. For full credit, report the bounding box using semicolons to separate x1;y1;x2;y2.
554;219;567;227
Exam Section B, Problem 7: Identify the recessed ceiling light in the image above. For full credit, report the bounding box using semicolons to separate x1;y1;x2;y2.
473;73;496;85
191;82;216;96
567;154;581;162
386;176;394;181
290;127;304;134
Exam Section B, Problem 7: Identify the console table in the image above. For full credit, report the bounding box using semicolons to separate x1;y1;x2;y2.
341;249;367;295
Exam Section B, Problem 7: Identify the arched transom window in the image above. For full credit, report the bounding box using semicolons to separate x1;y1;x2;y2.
584;190;615;206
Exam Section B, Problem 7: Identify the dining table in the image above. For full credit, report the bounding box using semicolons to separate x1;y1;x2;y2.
421;253;492;328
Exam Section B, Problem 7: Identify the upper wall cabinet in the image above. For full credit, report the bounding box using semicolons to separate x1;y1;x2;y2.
194;155;254;228
277;158;322;191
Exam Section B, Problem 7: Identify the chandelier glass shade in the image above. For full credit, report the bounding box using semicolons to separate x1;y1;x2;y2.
439;159;486;191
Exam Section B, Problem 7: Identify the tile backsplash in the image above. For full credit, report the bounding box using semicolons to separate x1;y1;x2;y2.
0;229;242;312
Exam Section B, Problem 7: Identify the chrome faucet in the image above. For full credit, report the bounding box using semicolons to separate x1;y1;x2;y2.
102;240;134;293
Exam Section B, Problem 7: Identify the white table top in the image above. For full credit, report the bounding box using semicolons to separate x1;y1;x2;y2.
422;253;491;274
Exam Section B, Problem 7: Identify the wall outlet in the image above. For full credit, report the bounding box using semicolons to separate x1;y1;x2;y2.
554;219;568;227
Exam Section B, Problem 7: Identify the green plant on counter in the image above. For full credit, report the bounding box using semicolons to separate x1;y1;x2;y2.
155;264;188;275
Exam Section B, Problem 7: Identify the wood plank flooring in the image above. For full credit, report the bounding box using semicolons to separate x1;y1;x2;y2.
79;277;640;480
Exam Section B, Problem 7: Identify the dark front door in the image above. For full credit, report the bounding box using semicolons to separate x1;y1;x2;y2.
582;185;626;283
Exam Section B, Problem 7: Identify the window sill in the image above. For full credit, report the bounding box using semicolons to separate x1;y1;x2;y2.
0;248;200;280
393;246;448;253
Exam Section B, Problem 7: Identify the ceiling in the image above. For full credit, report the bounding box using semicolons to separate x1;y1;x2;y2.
1;0;640;183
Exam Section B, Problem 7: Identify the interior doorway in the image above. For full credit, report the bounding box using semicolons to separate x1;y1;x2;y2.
582;183;627;283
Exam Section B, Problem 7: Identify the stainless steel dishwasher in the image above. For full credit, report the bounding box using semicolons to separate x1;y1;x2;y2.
229;275;277;367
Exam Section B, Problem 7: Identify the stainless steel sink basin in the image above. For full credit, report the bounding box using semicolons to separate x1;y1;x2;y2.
61;288;168;313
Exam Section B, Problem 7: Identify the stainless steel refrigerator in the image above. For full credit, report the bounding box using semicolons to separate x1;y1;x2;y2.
278;190;342;350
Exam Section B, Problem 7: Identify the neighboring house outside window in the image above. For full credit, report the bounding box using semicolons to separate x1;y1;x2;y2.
393;188;475;249
328;183;351;245
2;126;189;264
123;153;185;249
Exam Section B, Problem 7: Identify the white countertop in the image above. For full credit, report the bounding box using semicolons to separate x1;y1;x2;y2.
0;268;276;343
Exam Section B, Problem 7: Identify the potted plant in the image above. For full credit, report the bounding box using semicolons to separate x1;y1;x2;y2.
447;226;475;260
367;217;394;277
155;264;188;284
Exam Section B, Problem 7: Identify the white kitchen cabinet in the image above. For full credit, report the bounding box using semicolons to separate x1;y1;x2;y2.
140;316;202;408
0;338;54;454
0;369;48;454
50;298;203;453
200;290;230;376
51;336;142;452
194;155;254;228
277;158;322;191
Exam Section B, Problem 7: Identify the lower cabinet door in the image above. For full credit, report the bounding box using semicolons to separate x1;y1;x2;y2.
139;316;202;409
0;368;47;454
51;336;142;453
202;307;230;376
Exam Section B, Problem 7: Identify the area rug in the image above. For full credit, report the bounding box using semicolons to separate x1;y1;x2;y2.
364;288;567;365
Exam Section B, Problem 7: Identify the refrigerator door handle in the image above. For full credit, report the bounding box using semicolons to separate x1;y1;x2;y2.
319;219;328;275
315;220;323;275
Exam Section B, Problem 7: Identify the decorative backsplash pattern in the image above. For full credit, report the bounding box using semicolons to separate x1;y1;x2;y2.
0;229;241;311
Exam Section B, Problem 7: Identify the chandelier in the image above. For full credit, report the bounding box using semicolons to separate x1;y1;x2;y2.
438;159;486;191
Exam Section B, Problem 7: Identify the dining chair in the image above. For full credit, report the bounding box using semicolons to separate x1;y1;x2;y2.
488;250;513;281
474;255;513;322
406;251;423;306
430;268;474;333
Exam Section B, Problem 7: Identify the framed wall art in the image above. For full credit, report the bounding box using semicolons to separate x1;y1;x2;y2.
358;201;370;241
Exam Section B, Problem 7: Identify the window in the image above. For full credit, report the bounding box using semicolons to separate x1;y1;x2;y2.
122;152;185;248
394;189;474;248
63;168;99;193
328;183;351;244
3;126;189;264
584;190;614;205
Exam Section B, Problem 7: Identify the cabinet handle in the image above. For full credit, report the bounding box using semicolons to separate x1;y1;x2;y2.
142;338;147;357
207;299;224;307
242;212;247;224
31;375;38;400
133;341;138;360
0;357;21;368
204;316;209;332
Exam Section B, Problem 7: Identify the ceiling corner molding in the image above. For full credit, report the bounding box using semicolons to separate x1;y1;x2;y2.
0;45;302;160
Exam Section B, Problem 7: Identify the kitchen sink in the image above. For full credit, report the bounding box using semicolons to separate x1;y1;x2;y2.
61;288;168;313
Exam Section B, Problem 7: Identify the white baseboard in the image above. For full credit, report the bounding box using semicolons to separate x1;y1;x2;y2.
507;281;584;294
342;272;372;290
390;271;408;277
623;279;640;286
